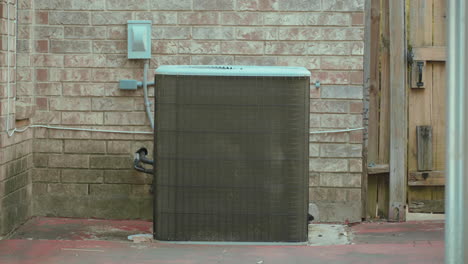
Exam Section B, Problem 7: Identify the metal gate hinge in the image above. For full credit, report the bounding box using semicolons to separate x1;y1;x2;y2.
407;50;414;66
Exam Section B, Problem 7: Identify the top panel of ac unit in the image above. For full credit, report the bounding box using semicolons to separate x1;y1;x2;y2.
155;65;311;77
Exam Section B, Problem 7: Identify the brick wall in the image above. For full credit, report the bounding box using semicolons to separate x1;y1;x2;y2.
0;0;34;236
19;0;364;222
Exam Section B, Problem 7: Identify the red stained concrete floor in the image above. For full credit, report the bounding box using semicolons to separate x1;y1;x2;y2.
0;217;444;264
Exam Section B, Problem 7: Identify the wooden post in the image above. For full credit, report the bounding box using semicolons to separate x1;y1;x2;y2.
362;0;372;220
379;0;391;165
389;0;407;221
368;0;381;164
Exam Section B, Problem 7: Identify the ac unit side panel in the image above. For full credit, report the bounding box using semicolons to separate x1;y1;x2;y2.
154;74;309;242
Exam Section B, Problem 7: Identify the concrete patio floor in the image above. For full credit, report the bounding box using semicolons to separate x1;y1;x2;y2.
0;217;444;264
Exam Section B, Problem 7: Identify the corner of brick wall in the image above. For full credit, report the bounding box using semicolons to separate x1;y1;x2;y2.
21;0;365;222
0;0;34;236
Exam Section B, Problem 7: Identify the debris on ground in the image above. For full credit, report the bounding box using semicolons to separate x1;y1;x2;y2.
127;234;153;243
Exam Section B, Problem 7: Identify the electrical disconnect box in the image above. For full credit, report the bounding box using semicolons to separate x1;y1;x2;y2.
127;20;152;59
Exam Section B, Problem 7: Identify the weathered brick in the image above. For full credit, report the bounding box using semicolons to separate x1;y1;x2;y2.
233;56;276;66
89;184;131;195
152;26;191;40
62;112;103;125
19;0;33;9
320;173;361;188
131;185;152;196
92;40;126;54
349;158;362;172
178;41;220;54
107;141;131;154
34;26;64;39
48;154;89;168
321;56;363;70
309;158;348;172
35;40;49;53
17;54;31;67
89;156;132;169
193;27;234;40
178;12;218;25
321;28;364;41
313;187;360;202
308;42;350;55
104;112;148;125
36;11;49;24
151;40;179;54
309;114;321;128
320;144;362;158
107;26;126;40
18;25;31;39
17;40;31;53
2;172;30;196
150;0;192;10
33;169;60;182
107;0;149;10
104;170;152;184
135;12;177;24
91;98;134;111
320;114;362;128
48;129;91;140
235;27;277;40
309;172;320;186
310;101;348;113
48;183;88;195
33;139;63;153
17;82;34;96
33;111;61;124
33;183;48;196
61;169;103;183
352;13;364;25
64;26;107;39
350;71;363;84
278;0;320;11
92;12;133;25
50;40;91;53
349;102;363;113
349;130;363;143
351;42;364;55
36;83;62;96
191;55;234;65
50;69;91;82
321;86;363;99
278;28;321;41
18;10;33;24
323;0;364;11
35;0;67;10
91;126;137;140
36;98;48;110
309;143;319;157
92;69;140;82
193;0;234;10
17;69;33;82
221;12;262;25
277;56;320;69
49;12;90;25
65;0;106;10
237;0;278;10
265;42;307;55
64;140;106;154
220;41;263;55
62;83;108;97
64;54;132;68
